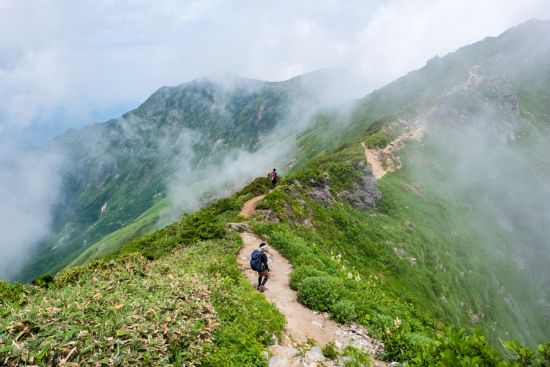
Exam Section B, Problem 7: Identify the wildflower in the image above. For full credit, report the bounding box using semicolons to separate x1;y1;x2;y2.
394;316;402;329
347;272;353;279
355;274;361;282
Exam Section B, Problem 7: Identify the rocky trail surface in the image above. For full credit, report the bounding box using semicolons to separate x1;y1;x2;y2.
362;121;425;180
234;194;386;367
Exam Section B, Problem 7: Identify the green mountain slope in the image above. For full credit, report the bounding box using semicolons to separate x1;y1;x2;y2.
288;19;550;345
2;19;550;366
13;72;345;282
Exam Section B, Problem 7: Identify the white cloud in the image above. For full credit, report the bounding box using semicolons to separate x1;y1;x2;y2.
2;0;549;136
349;0;550;88
0;143;63;280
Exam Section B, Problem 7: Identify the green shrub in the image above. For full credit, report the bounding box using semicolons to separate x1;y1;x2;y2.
236;177;271;198
364;131;392;149
505;340;550;366
31;274;55;288
289;266;329;290
297;276;345;312
342;346;372;367
331;299;358;323
322;343;339;360
0;281;24;306
407;327;505;366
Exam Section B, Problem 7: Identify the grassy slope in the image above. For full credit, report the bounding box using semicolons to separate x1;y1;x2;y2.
2;158;549;365
1;180;285;366
67;199;169;268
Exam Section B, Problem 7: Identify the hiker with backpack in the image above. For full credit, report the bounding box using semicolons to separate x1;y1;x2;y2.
270;168;278;188
250;243;270;292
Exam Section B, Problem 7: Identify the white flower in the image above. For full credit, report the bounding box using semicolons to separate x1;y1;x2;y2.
394;317;402;329
347;272;353;279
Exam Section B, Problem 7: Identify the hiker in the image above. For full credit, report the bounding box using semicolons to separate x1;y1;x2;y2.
250;243;270;292
270;168;278;188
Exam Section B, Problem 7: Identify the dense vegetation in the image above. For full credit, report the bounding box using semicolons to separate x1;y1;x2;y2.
1;181;286;366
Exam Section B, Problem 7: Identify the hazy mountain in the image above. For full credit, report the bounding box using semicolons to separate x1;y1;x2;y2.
12;71;352;282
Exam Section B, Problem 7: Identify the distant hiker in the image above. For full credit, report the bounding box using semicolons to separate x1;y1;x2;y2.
270;168;278;189
250;242;270;292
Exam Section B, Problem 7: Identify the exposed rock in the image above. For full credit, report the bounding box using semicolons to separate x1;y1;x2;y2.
339;161;381;210
308;177;334;207
269;355;290;367
225;222;251;232
304;346;324;363
255;209;280;223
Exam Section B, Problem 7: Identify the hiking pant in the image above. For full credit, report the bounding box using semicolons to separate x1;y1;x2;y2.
271;179;277;188
257;270;269;287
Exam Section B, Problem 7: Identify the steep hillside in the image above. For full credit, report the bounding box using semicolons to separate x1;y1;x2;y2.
2;19;550;366
12;72;343;282
290;19;550;345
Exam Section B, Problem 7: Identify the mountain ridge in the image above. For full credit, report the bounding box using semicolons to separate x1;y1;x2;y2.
2;19;550;365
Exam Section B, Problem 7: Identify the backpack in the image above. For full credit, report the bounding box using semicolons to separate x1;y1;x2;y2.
250;249;265;272
271;171;277;180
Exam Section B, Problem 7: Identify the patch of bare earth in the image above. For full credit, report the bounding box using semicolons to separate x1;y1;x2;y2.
235;195;386;367
363;120;426;179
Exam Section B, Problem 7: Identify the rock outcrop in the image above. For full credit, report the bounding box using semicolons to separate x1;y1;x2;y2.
339;161;381;210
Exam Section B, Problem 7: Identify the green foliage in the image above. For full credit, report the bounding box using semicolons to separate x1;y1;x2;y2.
0;190;289;365
115;196;241;261
297;276;345;312
364;131;393;149
289;266;330;290
342;346;373;367
322;343;339;360
171;237;285;366
331;299;358;323
407;328;550;366
1;253;219;366
0;281;25;307
0;234;284;366
31;274;54;288
236;177;272;199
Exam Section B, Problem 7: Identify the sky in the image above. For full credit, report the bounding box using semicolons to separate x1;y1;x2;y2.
1;0;550;143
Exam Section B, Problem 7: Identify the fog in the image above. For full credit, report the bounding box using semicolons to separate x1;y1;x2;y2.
2;1;550;281
0;143;63;279
419;118;550;290
162;71;354;222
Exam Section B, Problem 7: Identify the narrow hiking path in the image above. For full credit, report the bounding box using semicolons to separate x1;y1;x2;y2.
362;142;387;179
239;194;266;217
362;122;426;180
236;194;386;367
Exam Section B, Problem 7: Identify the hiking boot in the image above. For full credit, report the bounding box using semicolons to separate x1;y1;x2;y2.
259;285;265;292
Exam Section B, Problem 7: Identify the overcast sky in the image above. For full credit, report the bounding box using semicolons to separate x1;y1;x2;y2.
1;0;550;142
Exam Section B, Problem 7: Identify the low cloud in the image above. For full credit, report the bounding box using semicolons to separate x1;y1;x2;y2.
0;143;63;280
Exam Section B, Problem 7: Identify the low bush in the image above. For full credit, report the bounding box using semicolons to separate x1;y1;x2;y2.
297;276;345;312
322;342;339;360
289;266;329;290
364;131;392;149
31;274;55;288
0;281;25;306
331;299;358;323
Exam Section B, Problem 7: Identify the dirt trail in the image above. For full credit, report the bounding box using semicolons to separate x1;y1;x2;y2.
238;231;342;345
236;195;386;366
239;194;266;217
362;142;387;179
362;122;426;180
